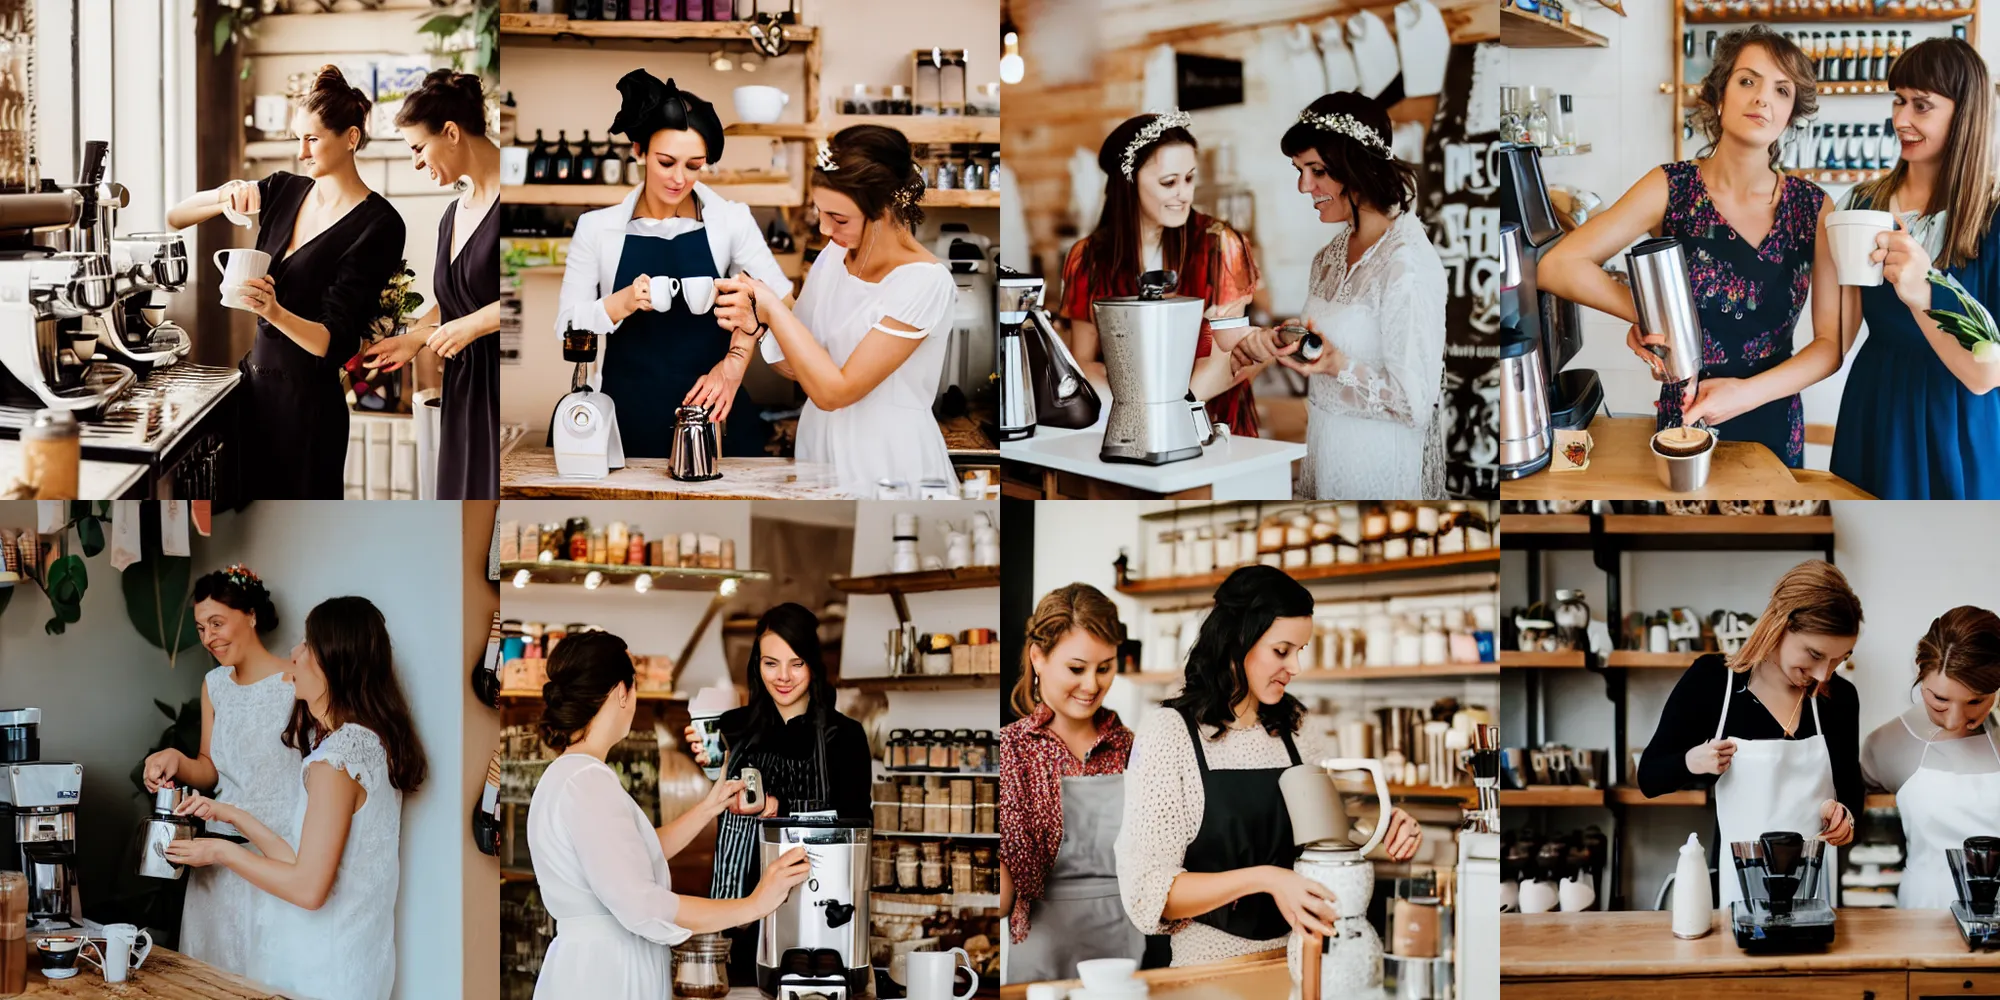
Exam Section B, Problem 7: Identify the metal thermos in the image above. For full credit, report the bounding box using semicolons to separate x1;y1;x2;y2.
998;272;1040;441
1626;237;1705;387
1499;222;1552;479
136;786;196;881
668;405;722;482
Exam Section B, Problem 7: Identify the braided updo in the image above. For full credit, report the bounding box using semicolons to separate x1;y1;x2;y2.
539;631;636;752
813;124;926;229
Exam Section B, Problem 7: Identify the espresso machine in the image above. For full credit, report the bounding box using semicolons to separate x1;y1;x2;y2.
756;816;869;999
1094;270;1224;465
1497;143;1601;434
1949;837;2000;949
1280;757;1393;998
1499;221;1551;479
0;710;79;931
1729;832;1836;951
549;326;624;479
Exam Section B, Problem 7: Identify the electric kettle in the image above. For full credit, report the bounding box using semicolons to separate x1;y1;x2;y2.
669;404;722;482
136;786;197;880
1280;757;1394;999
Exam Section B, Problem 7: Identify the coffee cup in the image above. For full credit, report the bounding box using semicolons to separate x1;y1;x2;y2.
688;683;735;781
1651;425;1718;492
83;923;151;983
1827;209;1895;286
907;948;977;1000
36;936;84;979
682;276;717;314
646;276;682;311
213;249;271;310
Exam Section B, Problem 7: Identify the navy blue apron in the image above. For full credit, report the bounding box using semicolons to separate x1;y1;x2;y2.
596;224;761;458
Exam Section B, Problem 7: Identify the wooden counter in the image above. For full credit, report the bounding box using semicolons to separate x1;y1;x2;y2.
21;945;278;997
1503;909;2000;998
1000;952;1294;1000
501;446;859;498
1500;415;1873;500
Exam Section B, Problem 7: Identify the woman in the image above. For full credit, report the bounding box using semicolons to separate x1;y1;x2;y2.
165;66;407;499
1862;606;2000;908
360;69;502;500
1115;565;1421;967
167;596;427;1000
141;566;298;980
681;603;871;979
999;584;1143;984
1828;37;2000;499
529;631;809;999
1638;560;1864;907
1542;27;1841;469
713;126;957;493
554;70;792;458
1237;92;1449;499
1057;111;1264;436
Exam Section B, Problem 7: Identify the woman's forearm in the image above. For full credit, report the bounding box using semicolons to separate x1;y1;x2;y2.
1735;336;1844;407
673;892;769;934
267;307;334;358
177;755;220;792
999;863;1015;915
165;188;229;231
1909;300;2000;394
1190;351;1253;402
655;802;720;861
1538;252;1641;327
220;805;298;865
218;843;328;910
1160;866;1272;921
457;300;503;339
766;306;868;410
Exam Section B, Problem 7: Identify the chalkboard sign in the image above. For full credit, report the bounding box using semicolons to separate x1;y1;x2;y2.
1176;53;1243;111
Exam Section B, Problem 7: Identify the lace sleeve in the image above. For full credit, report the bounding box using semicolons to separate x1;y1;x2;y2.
1114;710;1202;937
308;726;387;798
1316;236;1447;429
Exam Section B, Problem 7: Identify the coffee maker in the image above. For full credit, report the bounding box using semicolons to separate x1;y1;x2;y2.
550;326;624;480
1497;143;1601;435
1729;832;1836;951
1948;836;2000;948
756;817;869;999
1094;270;1224;465
998;265;1099;435
1499;221;1551;479
997;269;1039;441
1279;757;1394;998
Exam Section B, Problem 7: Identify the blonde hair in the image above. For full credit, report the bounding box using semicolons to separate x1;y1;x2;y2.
1728;560;1863;694
1010;583;1124;716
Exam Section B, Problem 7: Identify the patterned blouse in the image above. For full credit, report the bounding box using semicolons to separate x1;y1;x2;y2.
998;703;1134;943
1652;159;1825;468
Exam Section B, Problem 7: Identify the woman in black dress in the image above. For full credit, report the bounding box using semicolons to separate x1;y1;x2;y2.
362;69;501;499
167;66;406;499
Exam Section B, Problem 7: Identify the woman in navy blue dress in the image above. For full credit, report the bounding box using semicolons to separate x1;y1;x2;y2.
1828;38;2000;499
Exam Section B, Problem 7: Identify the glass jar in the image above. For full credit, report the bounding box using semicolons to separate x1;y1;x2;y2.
975;846;999;893
896;842;921;887
920;841;946;891
1362;504;1389;542
538;523;563;561
588;530;607;565
1215;526;1238;568
952;729;974;770
1171;529;1193;578
1191;527;1216;574
1384;533;1410;561
606;522;629;565
1150;529;1176;579
671;932;732;999
967;730;992;771
929;731;956;770
1387;502;1415;536
888;729;911;769
909;730;932;771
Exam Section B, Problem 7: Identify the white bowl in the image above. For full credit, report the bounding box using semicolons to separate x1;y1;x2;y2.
732;85;790;124
1075;958;1138;990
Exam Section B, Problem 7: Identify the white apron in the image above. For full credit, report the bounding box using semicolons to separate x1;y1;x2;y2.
1895;724;2000;909
1712;670;1838;908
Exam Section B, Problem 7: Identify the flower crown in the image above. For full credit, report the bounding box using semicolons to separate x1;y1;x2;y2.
222;563;262;589
815;139;839;173
1295;110;1392;157
1120;109;1194;180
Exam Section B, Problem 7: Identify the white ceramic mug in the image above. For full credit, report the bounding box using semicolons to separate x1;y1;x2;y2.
681;275;717;314
647;275;682;311
82;923;151;983
213;249;272;310
905;948;976;1000
732;85;791;124
1827;209;1895;286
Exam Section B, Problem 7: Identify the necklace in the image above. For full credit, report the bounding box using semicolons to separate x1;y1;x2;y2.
855;220;877;275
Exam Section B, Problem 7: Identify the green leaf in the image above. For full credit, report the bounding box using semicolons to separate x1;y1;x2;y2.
76;517;103;558
54;602;80;625
417;13;464;35
123;552;197;655
212;16;231;56
43;618;62;636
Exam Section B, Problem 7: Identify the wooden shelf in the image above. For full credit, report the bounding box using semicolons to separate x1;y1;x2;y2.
872;829;1001;840
499;687;685;702
1616;786;1707;806
835;674;999;692
1606;651;1703;669
1116;550;1497;596
1500;6;1608;47
831;565;999;596
923;189;1000;209
883;768;998;777
1602;514;1833;536
1499;514;1591;536
500;559;769;590
725;116;1000;144
1500;649;1587;668
1502;514;1834;551
501;867;537;883
1499;786;1605;807
501;182;802;207
500;13;820;44
1115;664;1498;684
1373;783;1481;807
1794;168;1891;186
1686;5;1973;21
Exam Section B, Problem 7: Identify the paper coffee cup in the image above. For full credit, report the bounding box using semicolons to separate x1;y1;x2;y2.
1827;209;1894;286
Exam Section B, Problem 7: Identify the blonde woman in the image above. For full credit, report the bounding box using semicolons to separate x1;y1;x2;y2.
1638;560;1865;907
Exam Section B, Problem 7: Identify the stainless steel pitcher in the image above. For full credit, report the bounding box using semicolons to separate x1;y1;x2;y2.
1625;237;1704;386
998;274;1039;441
668;404;722;482
136;786;196;881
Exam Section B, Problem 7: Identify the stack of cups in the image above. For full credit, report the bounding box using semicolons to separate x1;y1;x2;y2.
892;512;920;574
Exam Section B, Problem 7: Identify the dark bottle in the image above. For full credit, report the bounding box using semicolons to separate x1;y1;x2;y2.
552;130;574;183
526;130;551;183
1841;31;1856;82
569;0;595;19
1883;116;1899;168
1872;30;1886;82
1955;23;1968;41
576;131;599;184
471;749;502;856
601;141;626;185
1861;124;1878;169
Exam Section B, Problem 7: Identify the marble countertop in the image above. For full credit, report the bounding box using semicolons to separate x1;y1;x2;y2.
502;446;859;499
1001;424;1304;494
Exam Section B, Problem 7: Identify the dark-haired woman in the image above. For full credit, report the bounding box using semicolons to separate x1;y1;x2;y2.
1862;606;2000;908
140;565;299;980
680;603;872;978
554;70;792;459
169;596;427;1000
714;125;958;493
1829;37;2000;499
1059;111;1265;437
1234;94;1448;499
1115;566;1421;967
1541;27;1839;470
166;65;407;499
361;69;502;499
536;631;809;999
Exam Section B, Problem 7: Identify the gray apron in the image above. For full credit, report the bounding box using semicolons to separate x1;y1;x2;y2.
1004;774;1146;984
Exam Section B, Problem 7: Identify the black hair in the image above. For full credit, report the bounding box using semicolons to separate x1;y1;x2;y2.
396;68;487;138
814;124;926;229
1279;92;1415;217
285;597;428;793
738;603;836;744
192;569;278;634
1079;112;1201;293
610;70;724;160
538;631;636;752
1161;565;1314;740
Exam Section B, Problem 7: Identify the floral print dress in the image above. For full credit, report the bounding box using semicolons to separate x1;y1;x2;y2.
1653;160;1824;468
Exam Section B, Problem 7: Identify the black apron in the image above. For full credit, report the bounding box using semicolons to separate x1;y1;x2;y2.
599;226;760;459
1178;708;1302;942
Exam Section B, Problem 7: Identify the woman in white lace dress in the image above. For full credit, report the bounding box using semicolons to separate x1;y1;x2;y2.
169;596;427;1000
1236;94;1448;499
715;125;958;495
140;566;300;979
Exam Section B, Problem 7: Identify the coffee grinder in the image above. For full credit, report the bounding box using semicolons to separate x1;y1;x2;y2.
1948;836;2000;949
756;816;870;999
1093;270;1223;465
0;709;79;930
549;326;624;480
1729;832;1836;951
1497;143;1601;435
1279;757;1394;998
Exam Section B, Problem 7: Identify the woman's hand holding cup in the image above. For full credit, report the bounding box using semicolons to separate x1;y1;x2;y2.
1875;213;1936;313
616;275;654;318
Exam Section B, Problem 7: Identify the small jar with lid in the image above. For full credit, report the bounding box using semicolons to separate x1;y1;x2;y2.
1214;524;1238;568
951;729;975;770
965;730;992;771
908;730;931;771
1258;514;1286;555
1150;529;1177;579
1362;504;1389;542
1384;531;1410;562
920;841;947;891
1191;526;1216;575
671;933;732;1000
588;530;607;565
896;841;920;887
929;731;955;770
888;729;912;769
1387;501;1416;536
606;522;630;565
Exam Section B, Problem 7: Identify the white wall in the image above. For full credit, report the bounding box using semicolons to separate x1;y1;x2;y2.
1498;0;1994;469
210;500;468;1000
843;500;1001;733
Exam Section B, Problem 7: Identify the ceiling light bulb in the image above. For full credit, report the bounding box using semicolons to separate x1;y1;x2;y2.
584;571;604;590
999;32;1024;85
634;573;653;594
512;569;530;589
